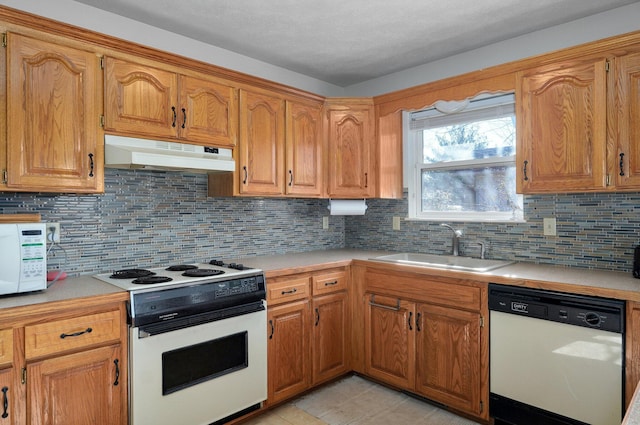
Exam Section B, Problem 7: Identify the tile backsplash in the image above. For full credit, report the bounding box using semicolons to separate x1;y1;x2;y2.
347;192;640;273
0;169;344;276
1;170;639;276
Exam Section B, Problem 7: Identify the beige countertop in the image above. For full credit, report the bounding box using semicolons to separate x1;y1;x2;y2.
0;274;127;314
232;248;640;301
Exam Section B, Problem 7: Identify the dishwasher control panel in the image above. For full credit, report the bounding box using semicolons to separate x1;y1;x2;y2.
488;284;624;333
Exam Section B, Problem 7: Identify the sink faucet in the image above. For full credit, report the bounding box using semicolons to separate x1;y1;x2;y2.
440;224;463;256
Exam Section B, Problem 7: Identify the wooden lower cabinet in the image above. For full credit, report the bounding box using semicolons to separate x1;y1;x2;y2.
415;304;481;415
312;292;349;384
27;344;123;425
0;296;128;425
365;294;415;389
267;300;311;405
266;267;350;406
359;264;488;421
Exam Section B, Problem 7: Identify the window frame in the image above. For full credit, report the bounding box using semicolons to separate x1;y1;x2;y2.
405;93;523;223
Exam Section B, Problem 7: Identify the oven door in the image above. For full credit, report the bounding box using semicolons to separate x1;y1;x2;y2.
129;304;267;425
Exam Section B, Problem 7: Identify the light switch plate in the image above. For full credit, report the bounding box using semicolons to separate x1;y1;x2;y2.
322;216;329;230
392;216;401;231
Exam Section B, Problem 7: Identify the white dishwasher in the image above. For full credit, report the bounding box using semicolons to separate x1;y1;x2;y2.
489;284;625;425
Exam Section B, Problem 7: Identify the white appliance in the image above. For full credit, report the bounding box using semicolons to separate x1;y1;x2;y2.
104;135;235;173
489;284;624;425
95;261;267;425
0;222;47;295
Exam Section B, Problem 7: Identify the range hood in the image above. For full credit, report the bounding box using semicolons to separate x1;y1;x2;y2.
105;135;235;173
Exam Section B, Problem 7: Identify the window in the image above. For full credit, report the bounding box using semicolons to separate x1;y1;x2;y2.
405;93;523;222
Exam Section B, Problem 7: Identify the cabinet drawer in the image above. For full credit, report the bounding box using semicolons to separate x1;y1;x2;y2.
268;277;311;305
25;310;121;359
0;329;12;367
312;270;347;296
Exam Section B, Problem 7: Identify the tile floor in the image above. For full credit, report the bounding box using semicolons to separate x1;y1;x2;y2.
243;375;481;425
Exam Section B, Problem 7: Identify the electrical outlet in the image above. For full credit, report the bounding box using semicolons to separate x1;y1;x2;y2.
322;216;329;230
543;217;556;236
392;216;401;231
47;222;61;243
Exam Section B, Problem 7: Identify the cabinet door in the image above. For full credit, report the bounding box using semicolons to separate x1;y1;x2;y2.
28;344;124;425
0;369;15;425
179;75;237;147
615;53;640;189
326;107;374;198
415;303;482;417
285;100;323;197
364;294;415;389
104;57;178;139
312;292;349;384
6;33;103;193
517;58;608;193
238;89;285;195
267;300;310;405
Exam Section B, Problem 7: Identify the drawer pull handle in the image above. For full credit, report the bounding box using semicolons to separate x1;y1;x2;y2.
369;295;401;311
60;327;92;339
281;288;298;295
324;280;338;286
113;359;120;386
1;386;8;419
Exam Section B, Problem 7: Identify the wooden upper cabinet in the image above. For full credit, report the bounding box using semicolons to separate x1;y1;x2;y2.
326;100;375;198
238;89;285;195
516;58;608;193
178;75;237;147
104;57;178;139
285;100;323;197
614;52;640;189
5;32;103;193
104;57;237;147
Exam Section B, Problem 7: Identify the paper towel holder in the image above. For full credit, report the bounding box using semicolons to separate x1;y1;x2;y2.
327;199;368;216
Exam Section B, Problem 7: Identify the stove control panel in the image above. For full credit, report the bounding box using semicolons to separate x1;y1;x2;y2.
130;272;266;327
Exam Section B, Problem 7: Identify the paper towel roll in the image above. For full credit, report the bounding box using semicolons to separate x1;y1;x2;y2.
327;199;367;216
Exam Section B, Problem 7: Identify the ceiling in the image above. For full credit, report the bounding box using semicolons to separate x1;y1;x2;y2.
71;0;639;87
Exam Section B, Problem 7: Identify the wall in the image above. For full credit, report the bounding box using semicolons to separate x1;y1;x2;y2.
0;170;344;276
346;2;640;96
346;193;640;273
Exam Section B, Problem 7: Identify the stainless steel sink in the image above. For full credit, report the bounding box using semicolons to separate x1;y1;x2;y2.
372;253;514;272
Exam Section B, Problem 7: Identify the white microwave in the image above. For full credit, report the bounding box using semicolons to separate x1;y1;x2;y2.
0;223;47;295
